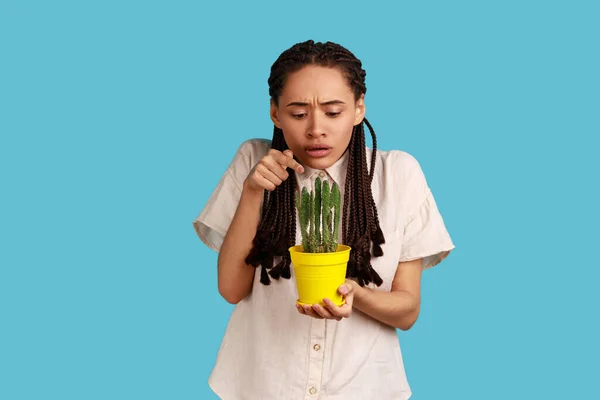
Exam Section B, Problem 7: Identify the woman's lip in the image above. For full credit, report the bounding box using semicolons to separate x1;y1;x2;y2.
306;148;332;158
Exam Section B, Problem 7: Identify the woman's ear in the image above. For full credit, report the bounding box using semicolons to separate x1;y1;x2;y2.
270;100;282;128
354;94;366;125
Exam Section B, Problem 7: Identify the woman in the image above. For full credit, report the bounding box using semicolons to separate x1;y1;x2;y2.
193;39;454;399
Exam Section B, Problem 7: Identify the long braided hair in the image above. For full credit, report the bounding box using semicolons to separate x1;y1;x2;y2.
245;40;385;287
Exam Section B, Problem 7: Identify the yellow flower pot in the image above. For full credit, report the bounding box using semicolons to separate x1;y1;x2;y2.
289;244;351;307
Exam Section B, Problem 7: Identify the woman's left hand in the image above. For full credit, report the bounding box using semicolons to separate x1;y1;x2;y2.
296;279;358;321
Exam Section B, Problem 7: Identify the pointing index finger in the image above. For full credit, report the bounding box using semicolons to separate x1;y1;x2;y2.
281;150;304;173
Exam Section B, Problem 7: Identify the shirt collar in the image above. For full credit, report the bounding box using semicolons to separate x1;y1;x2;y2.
295;147;349;187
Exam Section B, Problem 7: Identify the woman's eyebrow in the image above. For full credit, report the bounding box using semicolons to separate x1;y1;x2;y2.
285;100;346;107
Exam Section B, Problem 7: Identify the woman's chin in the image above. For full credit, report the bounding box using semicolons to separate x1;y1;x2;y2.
300;156;335;171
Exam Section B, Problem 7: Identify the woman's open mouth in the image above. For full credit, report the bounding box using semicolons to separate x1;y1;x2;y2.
305;145;332;158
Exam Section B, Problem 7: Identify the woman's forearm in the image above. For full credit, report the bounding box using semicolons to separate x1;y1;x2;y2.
353;286;420;330
217;184;263;304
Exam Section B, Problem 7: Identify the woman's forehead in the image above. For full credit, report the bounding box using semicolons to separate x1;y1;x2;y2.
281;65;353;101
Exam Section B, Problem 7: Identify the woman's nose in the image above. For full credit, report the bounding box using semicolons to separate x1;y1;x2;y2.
306;113;326;138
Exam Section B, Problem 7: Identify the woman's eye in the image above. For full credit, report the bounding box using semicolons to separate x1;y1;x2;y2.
326;112;341;117
292;113;306;119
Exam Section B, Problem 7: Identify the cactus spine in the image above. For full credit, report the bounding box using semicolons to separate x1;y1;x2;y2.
295;177;341;253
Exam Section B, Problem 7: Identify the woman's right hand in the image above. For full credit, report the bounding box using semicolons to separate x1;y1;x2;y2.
244;149;305;193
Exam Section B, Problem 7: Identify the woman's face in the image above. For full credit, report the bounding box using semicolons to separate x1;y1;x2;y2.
270;65;365;170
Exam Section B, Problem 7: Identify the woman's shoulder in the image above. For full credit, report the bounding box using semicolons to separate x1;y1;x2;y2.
217;138;271;186
227;138;272;171
236;138;272;159
371;147;431;215
371;147;425;179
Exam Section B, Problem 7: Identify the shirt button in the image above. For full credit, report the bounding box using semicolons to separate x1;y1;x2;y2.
313;344;321;351
318;171;326;178
309;387;317;395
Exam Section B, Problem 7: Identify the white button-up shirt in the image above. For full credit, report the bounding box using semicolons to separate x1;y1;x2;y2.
193;138;455;399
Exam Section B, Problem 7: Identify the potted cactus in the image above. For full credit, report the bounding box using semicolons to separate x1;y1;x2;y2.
289;177;351;307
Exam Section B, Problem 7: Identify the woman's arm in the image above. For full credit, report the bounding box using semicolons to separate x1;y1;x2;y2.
216;185;263;304
352;258;423;330
217;149;304;304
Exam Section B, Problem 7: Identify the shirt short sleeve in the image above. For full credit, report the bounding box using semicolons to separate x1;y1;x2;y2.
192;139;268;252
397;153;455;269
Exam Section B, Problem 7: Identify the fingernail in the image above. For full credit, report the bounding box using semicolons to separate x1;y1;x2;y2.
339;286;348;295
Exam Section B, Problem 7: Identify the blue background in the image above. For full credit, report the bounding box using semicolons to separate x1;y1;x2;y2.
1;1;599;399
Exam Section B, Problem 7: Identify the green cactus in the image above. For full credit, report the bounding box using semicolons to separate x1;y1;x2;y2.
314;178;322;247
295;178;341;253
308;190;316;252
297;188;311;250
331;182;341;252
321;181;331;252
